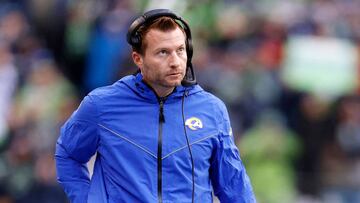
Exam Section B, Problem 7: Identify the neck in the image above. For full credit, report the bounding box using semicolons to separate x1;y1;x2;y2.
142;79;175;98
154;86;175;98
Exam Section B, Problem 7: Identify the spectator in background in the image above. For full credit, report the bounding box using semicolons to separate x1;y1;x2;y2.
0;130;34;201
320;95;360;203
6;53;76;202
237;110;301;203
17;153;69;203
293;94;337;196
0;5;28;47
0;184;13;203
63;0;105;89
84;0;134;93
0;40;17;149
10;54;77;153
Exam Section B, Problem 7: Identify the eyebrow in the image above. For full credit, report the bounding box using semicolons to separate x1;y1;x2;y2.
153;43;185;53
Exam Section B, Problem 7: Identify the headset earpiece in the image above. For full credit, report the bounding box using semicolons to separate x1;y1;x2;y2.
131;32;141;48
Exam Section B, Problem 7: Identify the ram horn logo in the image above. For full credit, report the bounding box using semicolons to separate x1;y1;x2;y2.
185;117;203;130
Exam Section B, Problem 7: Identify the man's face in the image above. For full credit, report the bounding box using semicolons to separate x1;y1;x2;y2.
133;27;187;92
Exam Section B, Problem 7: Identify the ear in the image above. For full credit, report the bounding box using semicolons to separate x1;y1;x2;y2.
132;52;143;69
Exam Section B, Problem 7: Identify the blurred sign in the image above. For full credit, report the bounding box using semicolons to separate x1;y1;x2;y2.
281;35;358;98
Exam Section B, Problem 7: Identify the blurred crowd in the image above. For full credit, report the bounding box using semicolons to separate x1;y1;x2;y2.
0;0;359;203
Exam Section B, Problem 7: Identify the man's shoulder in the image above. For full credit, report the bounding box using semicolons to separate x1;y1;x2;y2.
87;85;115;99
195;86;224;103
85;80;128;103
192;85;227;110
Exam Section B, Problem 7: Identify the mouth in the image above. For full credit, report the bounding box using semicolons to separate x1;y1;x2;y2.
167;72;182;77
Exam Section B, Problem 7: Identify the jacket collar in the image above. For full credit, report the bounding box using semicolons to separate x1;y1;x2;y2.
119;73;202;103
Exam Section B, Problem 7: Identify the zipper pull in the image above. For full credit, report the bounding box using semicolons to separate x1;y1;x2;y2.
159;99;165;123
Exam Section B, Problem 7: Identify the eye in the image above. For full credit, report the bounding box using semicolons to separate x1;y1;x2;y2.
158;49;168;56
177;47;185;54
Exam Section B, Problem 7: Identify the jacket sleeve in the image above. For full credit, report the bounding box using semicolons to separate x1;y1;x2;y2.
55;95;100;203
210;101;256;203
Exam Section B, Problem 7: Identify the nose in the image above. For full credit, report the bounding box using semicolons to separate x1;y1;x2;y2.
169;52;181;68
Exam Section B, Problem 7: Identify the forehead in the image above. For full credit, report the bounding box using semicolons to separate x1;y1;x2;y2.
144;27;186;50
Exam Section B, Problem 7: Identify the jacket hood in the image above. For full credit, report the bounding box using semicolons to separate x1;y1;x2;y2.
118;73;203;102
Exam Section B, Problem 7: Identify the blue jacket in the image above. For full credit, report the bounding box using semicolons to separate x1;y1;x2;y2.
55;73;255;203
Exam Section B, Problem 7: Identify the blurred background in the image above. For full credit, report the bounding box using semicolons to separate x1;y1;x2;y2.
0;0;359;202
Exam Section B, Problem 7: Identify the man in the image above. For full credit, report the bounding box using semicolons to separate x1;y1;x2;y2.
55;9;255;203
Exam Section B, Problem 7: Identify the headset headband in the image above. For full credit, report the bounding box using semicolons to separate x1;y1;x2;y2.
127;9;196;86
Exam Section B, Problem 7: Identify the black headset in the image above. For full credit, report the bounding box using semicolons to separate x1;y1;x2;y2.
127;9;197;87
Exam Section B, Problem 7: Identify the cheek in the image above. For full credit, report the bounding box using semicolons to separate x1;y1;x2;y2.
143;61;162;78
181;57;188;68
144;66;156;78
181;59;187;71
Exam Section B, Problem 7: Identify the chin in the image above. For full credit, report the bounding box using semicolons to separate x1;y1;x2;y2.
165;80;182;87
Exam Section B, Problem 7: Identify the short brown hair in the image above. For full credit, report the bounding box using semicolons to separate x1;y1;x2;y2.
133;16;186;54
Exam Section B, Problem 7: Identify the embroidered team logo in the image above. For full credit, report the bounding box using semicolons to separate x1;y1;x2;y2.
185;117;203;130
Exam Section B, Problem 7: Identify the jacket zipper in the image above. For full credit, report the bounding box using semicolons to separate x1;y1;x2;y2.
158;98;165;203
